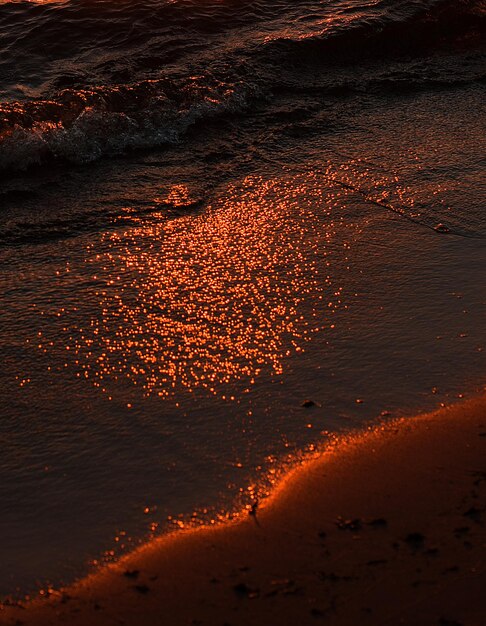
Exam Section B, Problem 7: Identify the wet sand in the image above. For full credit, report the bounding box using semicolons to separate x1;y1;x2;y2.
2;397;485;626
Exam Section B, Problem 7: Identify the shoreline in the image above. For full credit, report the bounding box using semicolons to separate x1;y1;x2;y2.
2;397;485;625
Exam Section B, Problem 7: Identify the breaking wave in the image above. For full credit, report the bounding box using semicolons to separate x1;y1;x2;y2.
0;0;484;173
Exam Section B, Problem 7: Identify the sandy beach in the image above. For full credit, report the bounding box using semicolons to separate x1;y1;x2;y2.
2;397;484;626
1;0;485;620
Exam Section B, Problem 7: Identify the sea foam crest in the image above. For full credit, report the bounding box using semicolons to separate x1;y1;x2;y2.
0;83;259;172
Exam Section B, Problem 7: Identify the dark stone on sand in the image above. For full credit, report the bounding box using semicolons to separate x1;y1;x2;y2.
302;400;316;408
366;559;388;566
366;517;388;528
233;583;259;599
404;532;425;548
434;223;451;233
123;569;140;579
453;526;470;537
317;530;327;539
133;585;150;594
438;618;463;626
335;517;362;531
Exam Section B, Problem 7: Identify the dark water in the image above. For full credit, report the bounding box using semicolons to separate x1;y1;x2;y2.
0;0;485;598
0;0;484;171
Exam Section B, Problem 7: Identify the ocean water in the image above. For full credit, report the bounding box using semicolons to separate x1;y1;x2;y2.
0;0;485;597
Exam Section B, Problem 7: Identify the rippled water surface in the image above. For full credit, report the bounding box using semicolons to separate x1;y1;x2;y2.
0;0;485;597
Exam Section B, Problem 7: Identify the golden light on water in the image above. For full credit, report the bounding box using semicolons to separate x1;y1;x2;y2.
60;173;343;399
31;160;427;401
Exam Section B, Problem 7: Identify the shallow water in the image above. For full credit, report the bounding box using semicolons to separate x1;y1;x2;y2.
0;0;485;597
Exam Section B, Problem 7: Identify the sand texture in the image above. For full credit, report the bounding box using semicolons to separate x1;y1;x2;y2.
2;398;485;626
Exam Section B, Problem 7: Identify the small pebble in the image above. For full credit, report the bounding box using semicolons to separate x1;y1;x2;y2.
405;532;425;549
302;400;316;408
434;223;450;233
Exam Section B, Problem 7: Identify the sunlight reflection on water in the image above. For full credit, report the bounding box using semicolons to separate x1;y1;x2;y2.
62;174;343;399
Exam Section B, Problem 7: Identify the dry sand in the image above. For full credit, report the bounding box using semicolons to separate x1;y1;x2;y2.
2;397;485;626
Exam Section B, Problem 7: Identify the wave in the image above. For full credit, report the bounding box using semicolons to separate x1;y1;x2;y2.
0;0;484;173
261;0;486;62
0;80;261;171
